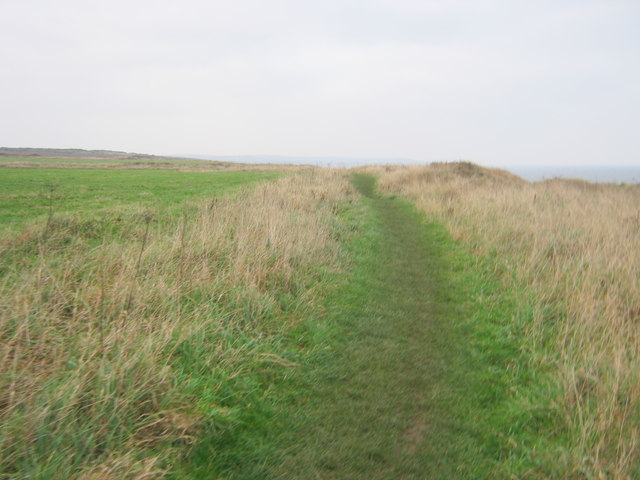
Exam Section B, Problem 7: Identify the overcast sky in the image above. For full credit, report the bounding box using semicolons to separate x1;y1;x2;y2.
1;0;639;166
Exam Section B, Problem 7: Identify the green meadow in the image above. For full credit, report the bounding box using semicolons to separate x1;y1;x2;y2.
1;160;637;479
0;167;278;229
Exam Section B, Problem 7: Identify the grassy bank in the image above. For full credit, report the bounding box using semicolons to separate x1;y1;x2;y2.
365;162;640;478
0;167;355;479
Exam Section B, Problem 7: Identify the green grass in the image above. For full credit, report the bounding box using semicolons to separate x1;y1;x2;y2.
267;174;497;478
0;168;278;229
0;167;543;478
0;168;331;479
173;174;530;478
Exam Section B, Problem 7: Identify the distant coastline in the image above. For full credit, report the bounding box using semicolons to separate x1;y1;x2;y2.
3;147;637;183
186;154;640;184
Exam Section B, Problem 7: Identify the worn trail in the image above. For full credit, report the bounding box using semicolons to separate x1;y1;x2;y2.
272;175;487;478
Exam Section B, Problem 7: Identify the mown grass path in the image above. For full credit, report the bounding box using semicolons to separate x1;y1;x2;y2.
270;175;492;478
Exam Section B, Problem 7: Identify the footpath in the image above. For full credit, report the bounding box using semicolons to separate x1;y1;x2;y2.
271;175;491;478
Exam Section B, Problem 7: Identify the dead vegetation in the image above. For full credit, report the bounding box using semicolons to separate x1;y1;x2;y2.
364;162;640;478
0;169;354;478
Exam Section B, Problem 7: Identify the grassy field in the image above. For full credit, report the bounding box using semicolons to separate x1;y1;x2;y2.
0;162;356;479
0;155;303;172
0;168;278;229
0;155;225;170
165;174;523;479
2;159;638;478
366;162;640;478
0;155;201;166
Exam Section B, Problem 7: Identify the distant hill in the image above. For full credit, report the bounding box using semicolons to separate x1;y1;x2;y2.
2;149;418;167
0;147;186;162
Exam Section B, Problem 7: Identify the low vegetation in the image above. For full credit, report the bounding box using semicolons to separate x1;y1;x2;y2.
366;162;640;478
0;166;354;478
3;157;638;478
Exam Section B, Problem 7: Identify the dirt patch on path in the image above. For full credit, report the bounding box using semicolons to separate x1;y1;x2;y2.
403;419;428;453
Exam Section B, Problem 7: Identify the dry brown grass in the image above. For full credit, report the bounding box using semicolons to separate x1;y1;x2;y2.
363;162;640;477
0;169;354;478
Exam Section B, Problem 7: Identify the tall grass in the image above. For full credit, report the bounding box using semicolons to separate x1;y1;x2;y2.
367;162;640;477
0;170;354;479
